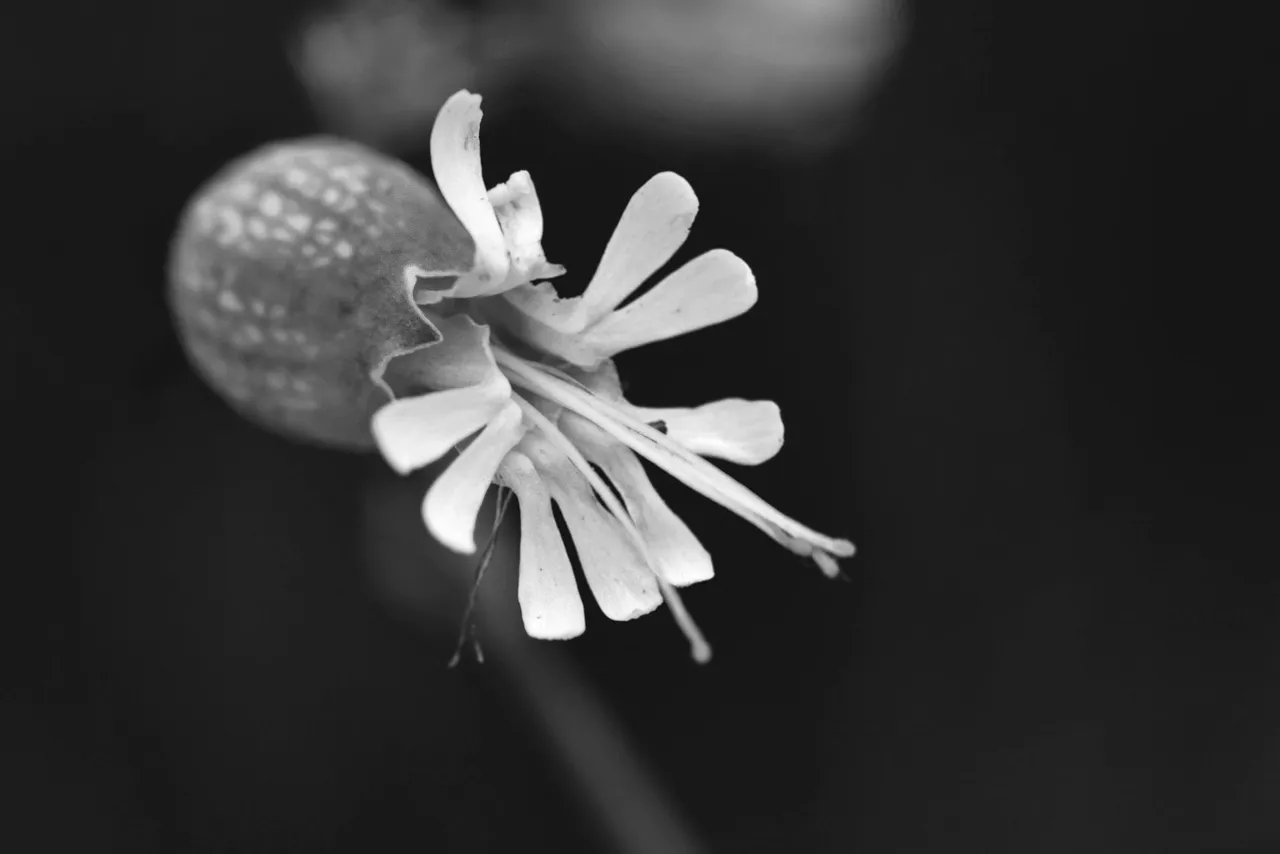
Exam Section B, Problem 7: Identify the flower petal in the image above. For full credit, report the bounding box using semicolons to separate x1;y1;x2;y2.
561;413;713;587
501;172;698;333
493;250;757;370
579;172;698;324
495;350;855;577
488;170;566;290
423;401;526;553
574;362;783;464
521;435;662;621
498;450;585;639
627;399;784;465
371;384;508;474
574;249;756;366
429;90;510;297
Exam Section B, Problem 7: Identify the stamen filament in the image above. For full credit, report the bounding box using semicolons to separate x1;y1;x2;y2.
513;395;713;663
448;486;513;667
495;349;855;574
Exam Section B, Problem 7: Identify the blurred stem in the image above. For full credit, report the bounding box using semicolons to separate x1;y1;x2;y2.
491;636;705;854
474;493;705;854
368;477;704;853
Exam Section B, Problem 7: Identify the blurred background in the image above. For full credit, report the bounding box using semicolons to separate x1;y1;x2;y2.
4;1;1271;852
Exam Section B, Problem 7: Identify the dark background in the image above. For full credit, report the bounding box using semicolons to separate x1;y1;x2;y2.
4;2;1272;852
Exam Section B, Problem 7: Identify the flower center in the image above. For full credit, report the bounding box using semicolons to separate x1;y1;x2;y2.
414;298;718;660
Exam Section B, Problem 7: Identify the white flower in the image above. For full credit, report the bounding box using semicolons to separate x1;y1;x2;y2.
372;90;854;661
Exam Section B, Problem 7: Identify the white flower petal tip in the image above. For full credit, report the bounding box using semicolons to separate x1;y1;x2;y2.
429;90;511;297
499;451;588;639
632;399;784;466
654;542;714;587
513;396;710;660
516;432;663;623
422;401;526;553
524;614;586;641
559;413;713;587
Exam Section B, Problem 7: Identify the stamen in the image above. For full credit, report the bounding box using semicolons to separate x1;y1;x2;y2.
495;349;855;572
513;397;712;663
658;584;712;665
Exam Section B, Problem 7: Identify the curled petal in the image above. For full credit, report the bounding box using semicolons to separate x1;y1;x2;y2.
498;451;586;640
488;171;566;290
423;401;526;553
628;399;784;465
429;90;510;297
521;435;662;621
371;383;509;474
561;413;713;587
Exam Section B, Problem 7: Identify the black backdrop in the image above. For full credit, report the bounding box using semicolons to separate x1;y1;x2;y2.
5;3;1274;853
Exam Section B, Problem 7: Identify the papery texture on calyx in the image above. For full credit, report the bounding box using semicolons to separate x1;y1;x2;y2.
168;139;476;449
372;314;516;476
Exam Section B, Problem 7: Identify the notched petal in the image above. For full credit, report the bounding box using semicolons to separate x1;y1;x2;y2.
561;413;714;587
520;435;662;621
579;172;698;324
579;248;757;363
499;451;586;639
512;171;699;334
371;383;508;474
423;401;525;553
